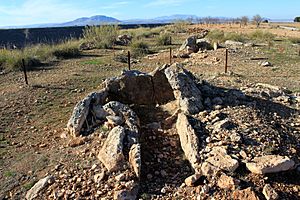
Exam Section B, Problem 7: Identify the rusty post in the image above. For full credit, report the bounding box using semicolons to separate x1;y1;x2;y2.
170;36;172;45
169;47;172;65
128;51;131;70
22;59;28;85
225;48;228;73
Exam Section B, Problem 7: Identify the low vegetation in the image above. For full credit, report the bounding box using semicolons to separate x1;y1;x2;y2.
0;40;81;71
130;40;151;57
156;33;172;45
83;24;119;49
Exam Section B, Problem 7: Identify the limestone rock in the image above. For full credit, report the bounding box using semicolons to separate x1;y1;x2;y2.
26;175;54;200
232;187;260;200
176;113;200;169
225;40;244;46
246;155;295;174
217;174;240;190
200;161;220;177
114;183;139;200
180;36;199;53
185;173;202;187
129;144;141;178
206;147;239;172
165;63;203;115
67;89;108;137
261;61;272;67
263;184;279;200
98;126;126;172
150;65;175;104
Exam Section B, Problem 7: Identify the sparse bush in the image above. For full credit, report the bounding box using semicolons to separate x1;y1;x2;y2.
224;32;247;42
130;40;150;57
156;33;172;45
173;20;189;33
52;40;81;59
249;30;275;42
83;24;119;49
206;29;225;42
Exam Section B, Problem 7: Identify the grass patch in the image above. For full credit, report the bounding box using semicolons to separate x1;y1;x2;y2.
4;171;16;177
289;37;300;44
0;40;81;71
23;181;37;190
81;59;104;65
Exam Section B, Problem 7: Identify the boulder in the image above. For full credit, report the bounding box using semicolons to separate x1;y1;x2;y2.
105;70;154;105
67;89;108;137
196;38;212;50
180;36;199;53
206;147;239;172
129;144;141;178
165;63;203;115
263;184;279;200
176;113;200;169
116;34;132;46
261;61;272;67
232;187;260;200
98;126;126;172
26;176;54;200
150;65;175;104
246;155;295;174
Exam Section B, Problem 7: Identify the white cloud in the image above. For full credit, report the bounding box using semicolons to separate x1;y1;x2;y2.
101;1;130;9
145;0;185;7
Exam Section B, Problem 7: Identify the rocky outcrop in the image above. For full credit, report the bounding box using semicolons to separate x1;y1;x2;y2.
176;113;200;169
246;155;295;174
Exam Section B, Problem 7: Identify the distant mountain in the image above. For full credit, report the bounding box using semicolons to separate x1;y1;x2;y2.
1;14;294;29
60;15;121;27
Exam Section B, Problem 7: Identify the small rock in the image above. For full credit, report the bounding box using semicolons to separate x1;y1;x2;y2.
25;176;54;200
261;61;272;67
263;184;279;200
217;174;240;190
206;147;239;172
246;155;295;174
185;173;202;187
94;171;105;184
232;187;260;200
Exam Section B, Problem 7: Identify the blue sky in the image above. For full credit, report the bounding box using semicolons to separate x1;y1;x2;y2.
0;0;299;26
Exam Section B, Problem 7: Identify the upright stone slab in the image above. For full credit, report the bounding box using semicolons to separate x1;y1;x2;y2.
165;63;203;115
98;126;126;172
176;113;200;169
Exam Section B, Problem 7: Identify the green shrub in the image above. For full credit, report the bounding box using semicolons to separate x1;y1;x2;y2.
130;41;150;57
206;29;225;42
83;24;119;49
173;20;189;33
224;32;247;42
249;30;275;42
289;37;300;44
156;33;172;45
